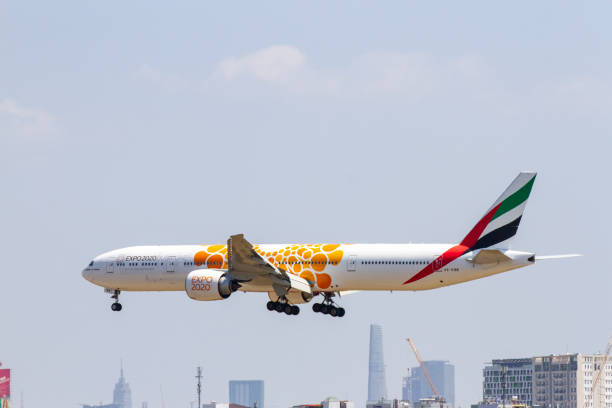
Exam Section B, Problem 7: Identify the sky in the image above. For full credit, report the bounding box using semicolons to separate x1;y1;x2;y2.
1;1;611;408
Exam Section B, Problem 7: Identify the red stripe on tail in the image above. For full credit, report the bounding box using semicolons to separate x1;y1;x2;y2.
402;203;502;285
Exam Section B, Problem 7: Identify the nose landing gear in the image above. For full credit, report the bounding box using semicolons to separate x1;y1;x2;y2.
109;289;122;312
312;292;345;317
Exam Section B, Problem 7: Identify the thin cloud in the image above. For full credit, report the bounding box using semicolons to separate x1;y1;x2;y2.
136;63;188;92
0;98;55;136
211;46;490;100
215;45;306;82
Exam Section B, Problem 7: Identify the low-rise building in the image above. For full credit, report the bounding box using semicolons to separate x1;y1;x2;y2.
202;402;229;408
471;396;528;408
366;399;411;408
414;397;449;408
292;397;354;408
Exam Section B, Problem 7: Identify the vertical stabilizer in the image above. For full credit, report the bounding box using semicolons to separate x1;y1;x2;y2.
461;172;536;250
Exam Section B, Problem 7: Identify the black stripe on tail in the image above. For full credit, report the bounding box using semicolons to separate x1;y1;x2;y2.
470;216;523;252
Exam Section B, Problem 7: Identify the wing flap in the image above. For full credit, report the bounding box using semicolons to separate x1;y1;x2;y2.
286;273;312;295
228;234;312;297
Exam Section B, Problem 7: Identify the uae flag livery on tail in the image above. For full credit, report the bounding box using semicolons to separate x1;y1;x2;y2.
403;172;537;285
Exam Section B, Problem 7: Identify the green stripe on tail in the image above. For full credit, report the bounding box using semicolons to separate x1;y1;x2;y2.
491;175;536;221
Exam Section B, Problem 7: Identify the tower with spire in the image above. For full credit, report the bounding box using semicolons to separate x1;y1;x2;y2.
113;362;132;408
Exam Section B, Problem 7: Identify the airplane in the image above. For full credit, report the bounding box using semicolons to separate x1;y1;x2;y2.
82;172;579;317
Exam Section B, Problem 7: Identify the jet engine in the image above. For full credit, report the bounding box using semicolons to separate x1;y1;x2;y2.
268;289;313;304
186;269;240;301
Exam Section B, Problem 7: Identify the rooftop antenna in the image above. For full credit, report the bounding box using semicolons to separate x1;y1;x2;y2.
196;367;203;408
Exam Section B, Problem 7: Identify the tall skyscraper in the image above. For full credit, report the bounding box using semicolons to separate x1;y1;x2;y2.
229;380;264;408
113;365;132;408
402;361;455;407
368;324;387;402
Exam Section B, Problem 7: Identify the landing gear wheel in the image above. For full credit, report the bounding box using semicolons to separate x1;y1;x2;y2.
266;301;276;311
275;302;284;313
313;292;346;317
283;304;293;315
110;290;122;312
291;305;300;315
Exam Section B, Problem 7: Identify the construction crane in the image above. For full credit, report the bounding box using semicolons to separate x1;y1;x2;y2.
589;336;612;408
407;338;440;398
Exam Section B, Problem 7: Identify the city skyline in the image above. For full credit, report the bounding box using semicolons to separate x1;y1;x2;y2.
64;336;611;408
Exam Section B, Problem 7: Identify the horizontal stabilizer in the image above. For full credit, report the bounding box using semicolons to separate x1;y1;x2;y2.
535;254;582;260
468;249;512;264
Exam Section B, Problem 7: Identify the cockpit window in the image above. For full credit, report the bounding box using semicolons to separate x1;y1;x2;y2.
89;261;94;266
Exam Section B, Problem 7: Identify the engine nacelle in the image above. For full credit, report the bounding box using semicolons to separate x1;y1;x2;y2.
186;269;239;301
268;289;313;304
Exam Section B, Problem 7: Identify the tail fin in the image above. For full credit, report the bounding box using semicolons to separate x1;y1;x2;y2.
461;172;536;251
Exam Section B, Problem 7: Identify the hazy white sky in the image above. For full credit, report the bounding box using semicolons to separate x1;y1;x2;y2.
1;2;610;408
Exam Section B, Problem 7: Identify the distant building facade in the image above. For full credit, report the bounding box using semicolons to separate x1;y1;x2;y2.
483;354;612;408
84;365;131;408
483;358;533;407
229;380;264;408
113;366;132;408
368;324;388;402
402;361;455;408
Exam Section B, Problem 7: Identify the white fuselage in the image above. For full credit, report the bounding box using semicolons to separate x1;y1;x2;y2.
82;243;534;293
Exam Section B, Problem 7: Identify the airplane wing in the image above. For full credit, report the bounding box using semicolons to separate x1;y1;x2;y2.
227;234;312;297
467;249;512;264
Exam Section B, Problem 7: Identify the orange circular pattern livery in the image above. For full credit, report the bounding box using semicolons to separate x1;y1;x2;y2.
192;243;344;290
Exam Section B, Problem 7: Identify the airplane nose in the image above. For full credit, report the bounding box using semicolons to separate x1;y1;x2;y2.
82;268;93;282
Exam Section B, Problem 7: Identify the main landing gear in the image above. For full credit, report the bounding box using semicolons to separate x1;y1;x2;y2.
312;293;345;317
266;298;300;316
110;289;122;312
